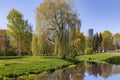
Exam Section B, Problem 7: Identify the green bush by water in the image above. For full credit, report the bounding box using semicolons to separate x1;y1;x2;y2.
105;56;120;64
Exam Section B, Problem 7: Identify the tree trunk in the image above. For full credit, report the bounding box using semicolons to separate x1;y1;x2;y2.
3;51;6;60
62;54;66;59
18;40;23;57
1;40;6;60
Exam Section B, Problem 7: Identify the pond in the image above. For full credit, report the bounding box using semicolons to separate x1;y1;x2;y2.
35;62;120;80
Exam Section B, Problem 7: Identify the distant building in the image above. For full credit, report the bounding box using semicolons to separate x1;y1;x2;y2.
0;30;6;34
87;29;94;38
0;29;7;50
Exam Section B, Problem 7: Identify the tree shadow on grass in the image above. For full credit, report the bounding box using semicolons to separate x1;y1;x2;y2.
61;58;81;64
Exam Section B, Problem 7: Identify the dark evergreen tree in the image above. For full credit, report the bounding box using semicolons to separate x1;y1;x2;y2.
98;32;103;52
92;33;99;53
92;32;103;53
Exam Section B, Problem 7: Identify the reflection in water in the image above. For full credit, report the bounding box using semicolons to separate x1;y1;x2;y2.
36;62;120;80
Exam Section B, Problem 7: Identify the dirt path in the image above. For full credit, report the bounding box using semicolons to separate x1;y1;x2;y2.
106;53;120;56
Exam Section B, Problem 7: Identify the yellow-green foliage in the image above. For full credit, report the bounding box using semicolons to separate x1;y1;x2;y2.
34;0;81;58
85;48;93;54
7;9;32;56
101;30;114;51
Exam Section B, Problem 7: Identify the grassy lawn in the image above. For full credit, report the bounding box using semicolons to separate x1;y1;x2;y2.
0;53;119;79
0;56;75;79
76;53;119;63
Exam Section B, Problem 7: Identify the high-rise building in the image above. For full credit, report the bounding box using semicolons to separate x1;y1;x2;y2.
87;29;94;38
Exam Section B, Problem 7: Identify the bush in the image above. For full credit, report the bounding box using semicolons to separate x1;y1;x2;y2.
85;48;93;54
0;50;2;56
105;56;120;64
6;48;17;56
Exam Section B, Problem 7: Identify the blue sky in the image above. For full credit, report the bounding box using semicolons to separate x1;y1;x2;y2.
0;0;120;34
0;0;43;30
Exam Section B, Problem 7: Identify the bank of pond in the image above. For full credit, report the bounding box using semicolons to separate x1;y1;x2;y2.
0;53;120;80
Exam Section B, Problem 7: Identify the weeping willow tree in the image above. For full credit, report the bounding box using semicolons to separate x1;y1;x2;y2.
31;29;53;56
68;28;85;58
32;0;81;58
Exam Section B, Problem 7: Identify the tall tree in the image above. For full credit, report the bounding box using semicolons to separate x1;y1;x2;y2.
77;32;85;53
7;9;31;56
85;37;93;49
34;0;81;58
101;30;114;52
92;33;103;53
92;33;99;53
98;33;103;52
23;21;33;55
31;34;38;56
102;30;112;39
113;33;120;49
69;29;85;58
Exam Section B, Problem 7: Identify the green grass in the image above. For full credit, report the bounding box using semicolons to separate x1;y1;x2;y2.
115;49;120;53
0;56;75;79
1;53;118;79
76;53;119;63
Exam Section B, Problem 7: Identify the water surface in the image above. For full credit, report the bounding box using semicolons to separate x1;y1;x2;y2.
36;62;120;80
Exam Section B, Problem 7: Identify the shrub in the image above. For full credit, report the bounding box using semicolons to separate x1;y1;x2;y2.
105;56;120;64
85;48;93;54
6;48;17;56
0;50;2;56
